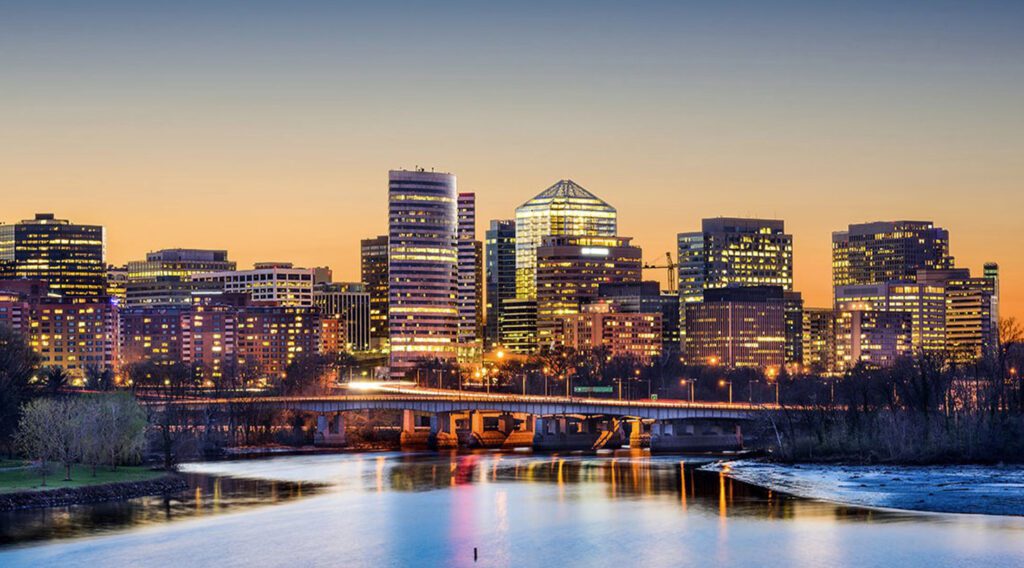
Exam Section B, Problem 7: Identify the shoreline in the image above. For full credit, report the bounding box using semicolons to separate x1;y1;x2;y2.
0;474;188;512
705;459;1024;517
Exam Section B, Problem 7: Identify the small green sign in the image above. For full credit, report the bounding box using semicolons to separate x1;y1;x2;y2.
574;386;614;394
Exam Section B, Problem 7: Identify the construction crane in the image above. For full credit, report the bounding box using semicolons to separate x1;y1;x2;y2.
642;252;677;293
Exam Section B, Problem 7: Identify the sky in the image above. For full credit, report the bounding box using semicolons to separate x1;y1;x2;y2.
2;1;1022;318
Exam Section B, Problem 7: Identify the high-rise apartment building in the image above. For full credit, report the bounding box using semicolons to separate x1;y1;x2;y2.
684;287;786;369
194;262;315;307
514;180;616;301
360;235;389;346
313;282;371;352
456;193;483;355
387;169;459;376
236;306;320;379
832;221;953;289
0;213;106;298
535;235;642;348
29;299;118;380
485;220;516;349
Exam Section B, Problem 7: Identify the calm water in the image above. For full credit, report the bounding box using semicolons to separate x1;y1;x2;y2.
2;451;1024;567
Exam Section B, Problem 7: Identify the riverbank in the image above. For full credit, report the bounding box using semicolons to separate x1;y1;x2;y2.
705;460;1024;516
0;465;186;511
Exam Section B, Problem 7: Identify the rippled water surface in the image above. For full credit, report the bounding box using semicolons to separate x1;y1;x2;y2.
2;451;1024;567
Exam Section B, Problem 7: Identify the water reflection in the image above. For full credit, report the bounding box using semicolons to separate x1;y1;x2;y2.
0;450;1012;554
383;451;926;524
0;471;321;546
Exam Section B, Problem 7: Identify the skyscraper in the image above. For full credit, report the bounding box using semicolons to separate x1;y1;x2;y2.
360;235;389;347
832;221;953;289
514;180;616;301
0;213;106;298
684;287;786;369
535;235;642;347
834;282;946;354
485;219;516;349
677;218;794;362
677;218;794;304
388;169;459;376
456;192;483;356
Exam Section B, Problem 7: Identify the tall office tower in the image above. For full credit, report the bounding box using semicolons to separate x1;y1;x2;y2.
194;262;315;307
387;169;459;376
684;287;786;369
535;235;642;348
985;262;1000;337
313;282;372;352
456;193;483;355
127;249;235;282
832;221;953;289
485;220;516;348
677;218;794;304
802;308;837;374
835;310;912;372
0;213;106;298
677;218;794;361
597;281;680;354
361;235;389;347
499;298;538;354
834;282;946;354
784;291;804;365
514;180;617;301
917;267;999;361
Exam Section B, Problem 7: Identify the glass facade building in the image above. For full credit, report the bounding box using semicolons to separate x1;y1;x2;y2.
485;219;516;349
313;282;372;352
832;221;953;290
0;213;106;298
514;180;616;301
360;235;389;347
387;169;459;376
535;235;642;348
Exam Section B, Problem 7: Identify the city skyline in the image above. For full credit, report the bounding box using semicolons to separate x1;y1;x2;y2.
2;1;1021;321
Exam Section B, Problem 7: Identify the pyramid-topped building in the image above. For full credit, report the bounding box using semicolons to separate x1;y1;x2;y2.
515;180;617;300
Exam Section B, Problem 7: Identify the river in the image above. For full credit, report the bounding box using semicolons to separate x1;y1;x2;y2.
2;451;1023;567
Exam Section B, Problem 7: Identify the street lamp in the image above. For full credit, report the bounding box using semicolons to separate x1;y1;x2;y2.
718;379;733;404
679;378;696;403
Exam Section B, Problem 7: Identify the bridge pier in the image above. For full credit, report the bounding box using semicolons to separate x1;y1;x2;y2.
314;412;347;446
400;410;432;448
628;419;650;448
533;415;625;451
428;412;459;450
649;419;744;453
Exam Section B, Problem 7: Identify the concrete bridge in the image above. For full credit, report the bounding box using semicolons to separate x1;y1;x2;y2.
166;386;774;452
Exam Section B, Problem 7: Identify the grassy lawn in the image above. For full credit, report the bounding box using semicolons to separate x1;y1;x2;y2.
0;463;165;494
0;458;27;469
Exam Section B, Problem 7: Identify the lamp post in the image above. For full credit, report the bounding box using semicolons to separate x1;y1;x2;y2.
680;378;696;403
765;367;779;405
718;379;733;404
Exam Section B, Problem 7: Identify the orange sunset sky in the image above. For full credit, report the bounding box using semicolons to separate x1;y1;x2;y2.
2;2;1021;319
